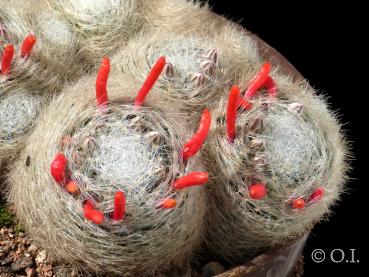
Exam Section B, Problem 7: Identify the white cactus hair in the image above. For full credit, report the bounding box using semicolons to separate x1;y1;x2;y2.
8;73;206;276
46;0;146;63
143;0;220;35
0;87;42;167
203;73;348;263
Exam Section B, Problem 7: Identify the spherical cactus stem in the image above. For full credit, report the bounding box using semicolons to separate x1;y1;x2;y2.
249;183;267;199
226;85;240;143
158;199;177;209
96;57;110;108
173;172;209;190
238;62;271;109
309;187;324;202
1;44;14;75
182;109;211;160
50;153;67;184
112;191;126;221
134;56;166;107
65;181;79;194
292;198;305;209
20;34;37;58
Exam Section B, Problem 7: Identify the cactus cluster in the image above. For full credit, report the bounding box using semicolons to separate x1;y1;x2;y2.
1;0;348;276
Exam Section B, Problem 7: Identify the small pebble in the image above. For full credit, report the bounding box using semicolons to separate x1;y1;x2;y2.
26;267;36;277
202;262;225;277
0;245;10;255
28;245;37;252
42;264;52;272
35;250;47;264
11;256;33;272
0;228;6;236
0;266;14;277
1;256;13;266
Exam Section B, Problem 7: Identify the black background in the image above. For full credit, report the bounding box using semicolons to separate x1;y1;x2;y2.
207;1;366;276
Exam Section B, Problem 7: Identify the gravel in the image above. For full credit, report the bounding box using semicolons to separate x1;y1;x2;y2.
0;227;62;277
0;214;304;277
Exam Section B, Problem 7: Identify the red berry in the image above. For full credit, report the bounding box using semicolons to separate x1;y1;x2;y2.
65;181;79;194
50;153;67;183
292;198;305;209
249;183;267;199
159;199;177;209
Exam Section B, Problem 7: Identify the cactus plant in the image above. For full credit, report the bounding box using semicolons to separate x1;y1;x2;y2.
0;6;82;96
112;28;260;111
203;68;348;263
8;60;209;275
0;88;42;166
45;0;146;64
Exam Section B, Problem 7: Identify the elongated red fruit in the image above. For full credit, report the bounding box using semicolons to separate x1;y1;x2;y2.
239;62;271;109
84;199;95;210
309;187;324;202
182;109;211;160
112;191;126;220
244;62;271;98
226;86;240;142
83;200;104;225
96;57;110;107
1;44;14;75
50;153;67;183
173;172;209;190
83;201;104;225
158;199;177;209
21;34;36;58
135;56;166;107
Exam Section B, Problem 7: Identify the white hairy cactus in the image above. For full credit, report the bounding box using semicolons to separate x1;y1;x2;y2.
112;29;260;110
0;6;82;96
46;0;146;63
143;0;225;37
0;88;42;167
203;72;348;264
8;73;208;276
